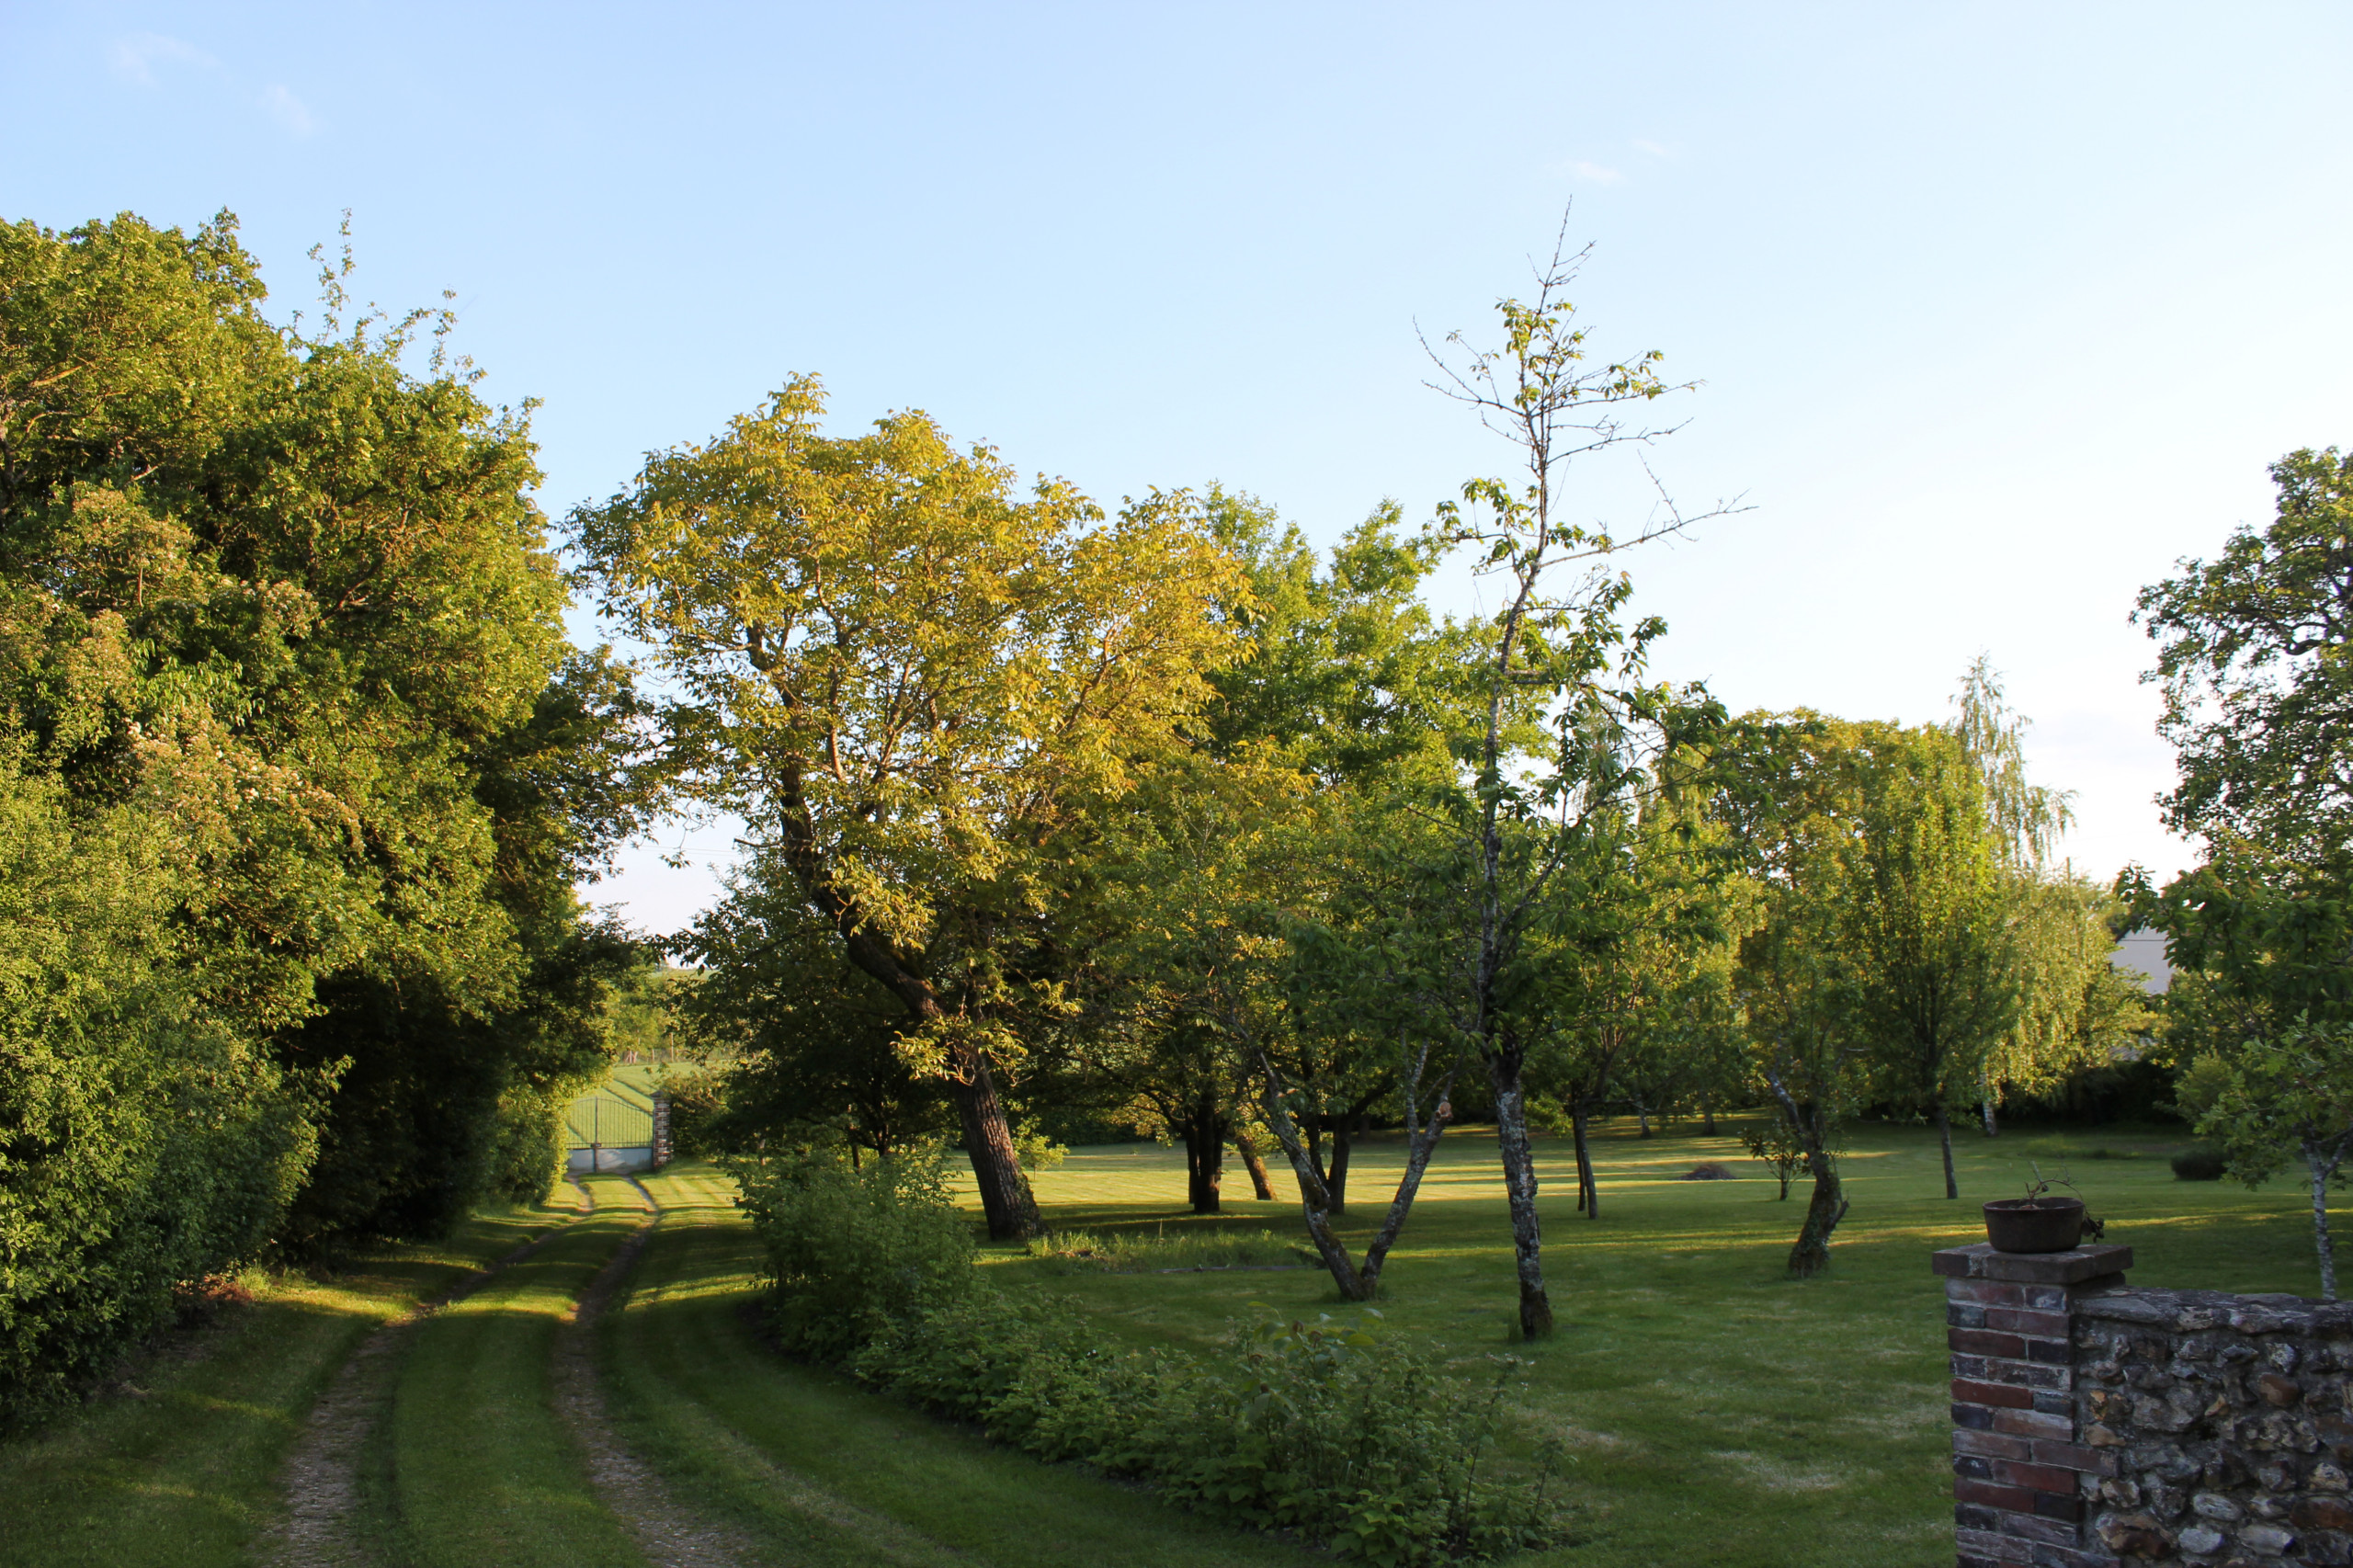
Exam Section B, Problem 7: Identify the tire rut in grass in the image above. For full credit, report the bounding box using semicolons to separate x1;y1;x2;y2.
556;1187;765;1568
266;1193;592;1568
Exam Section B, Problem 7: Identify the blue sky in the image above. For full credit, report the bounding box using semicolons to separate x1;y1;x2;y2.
8;3;2351;933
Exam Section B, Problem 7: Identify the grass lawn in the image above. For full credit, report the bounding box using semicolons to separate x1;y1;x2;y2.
0;1190;585;1568
2;1116;2319;1568
598;1161;1315;1566
367;1173;653;1568
956;1116;2325;1568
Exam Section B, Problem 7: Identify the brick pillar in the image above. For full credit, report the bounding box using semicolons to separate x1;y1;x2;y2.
1933;1242;2134;1568
653;1092;672;1168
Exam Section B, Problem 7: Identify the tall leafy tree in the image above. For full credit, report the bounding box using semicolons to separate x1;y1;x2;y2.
1841;724;2018;1199
1522;793;1725;1220
1094;488;1468;1220
1102;756;1470;1301
2138;447;2353;860
1718;714;1874;1276
2129;448;2353;1289
2131;861;2353;1293
573;380;1244;1238
0;209;645;1414
676;865;949;1161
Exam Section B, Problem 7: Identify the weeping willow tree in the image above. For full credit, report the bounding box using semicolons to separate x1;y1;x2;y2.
1949;659;2148;1135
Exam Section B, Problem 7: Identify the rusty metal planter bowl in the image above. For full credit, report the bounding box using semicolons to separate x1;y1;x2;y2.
1983;1197;2085;1254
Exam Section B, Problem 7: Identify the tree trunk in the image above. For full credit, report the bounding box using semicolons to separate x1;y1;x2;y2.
946;1037;1042;1240
1775;1165;1790;1201
1354;1088;1458;1294
771;769;1041;1242
1233;1128;1276;1201
1257;1082;1372;1301
1768;1073;1848;1277
1936;1103;1958;1199
1256;1045;1462;1302
1182;1096;1225;1214
2308;1140;2341;1303
1490;1051;1553;1338
1635;1103;1652;1139
1326;1117;1356;1216
1569;1097;1598;1219
1789;1144;1848;1277
1980;1097;1998;1138
1701;1100;1717;1137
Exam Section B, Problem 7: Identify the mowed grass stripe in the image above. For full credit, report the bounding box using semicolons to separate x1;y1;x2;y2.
370;1175;652;1568
0;1200;577;1568
598;1165;1315;1568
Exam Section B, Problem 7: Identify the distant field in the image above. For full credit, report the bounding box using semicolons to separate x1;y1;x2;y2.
562;1064;659;1149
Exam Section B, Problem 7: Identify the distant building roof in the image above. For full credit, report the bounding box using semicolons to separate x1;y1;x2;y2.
2112;926;2171;994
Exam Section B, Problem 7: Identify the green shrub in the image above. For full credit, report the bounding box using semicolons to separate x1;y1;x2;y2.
2171;1144;2229;1181
658;1065;728;1155
851;1296;1563;1563
735;1141;1564;1562
1013;1128;1068;1171
726;1147;977;1359
484;1085;566;1206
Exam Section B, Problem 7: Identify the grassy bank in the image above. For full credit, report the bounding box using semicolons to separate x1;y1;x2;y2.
597;1162;1315;1566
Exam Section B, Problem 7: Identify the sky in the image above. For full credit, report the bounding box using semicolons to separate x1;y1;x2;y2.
7;3;2350;937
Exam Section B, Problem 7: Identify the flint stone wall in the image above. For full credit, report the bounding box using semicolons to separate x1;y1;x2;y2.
1938;1243;2353;1568
2075;1287;2353;1565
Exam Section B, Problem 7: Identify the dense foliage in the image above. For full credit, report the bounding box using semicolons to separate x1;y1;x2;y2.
728;1147;979;1360
2127;449;2353;1298
0;210;651;1423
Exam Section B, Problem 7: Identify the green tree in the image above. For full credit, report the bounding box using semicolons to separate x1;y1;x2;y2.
1418;225;1733;1336
1522;794;1727;1220
676;861;951;1163
0;758;313;1424
2131;862;2353;1292
1099;756;1469;1301
2137;447;2353;860
1840;724;2019;1199
0;209;642;1413
572;379;1245;1238
1946;657;2120;1137
1720;715;1871;1276
1988;874;2154;1128
1151;487;1469;1218
2129;449;2353;1292
2179;1019;2353;1300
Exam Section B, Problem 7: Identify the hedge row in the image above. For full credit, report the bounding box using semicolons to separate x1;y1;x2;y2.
729;1149;1566;1565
